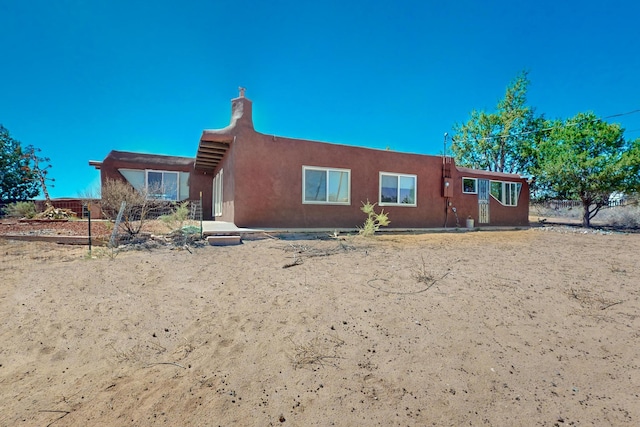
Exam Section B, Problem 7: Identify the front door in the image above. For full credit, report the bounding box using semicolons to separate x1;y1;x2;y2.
478;178;490;224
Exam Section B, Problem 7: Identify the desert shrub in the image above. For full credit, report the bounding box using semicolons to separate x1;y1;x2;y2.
598;203;640;228
2;201;37;218
358;201;390;237
181;225;200;235
531;199;640;228
159;201;190;231
100;178;155;236
529;202;581;219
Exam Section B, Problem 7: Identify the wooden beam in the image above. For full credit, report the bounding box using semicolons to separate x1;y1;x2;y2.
197;147;227;155
198;141;230;151
197;154;224;161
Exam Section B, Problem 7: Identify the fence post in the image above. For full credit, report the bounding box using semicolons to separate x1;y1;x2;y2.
87;202;92;255
109;201;126;247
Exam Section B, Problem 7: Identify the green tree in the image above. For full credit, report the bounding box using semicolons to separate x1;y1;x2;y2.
0;125;39;202
451;71;543;175
534;112;640;227
22;146;55;209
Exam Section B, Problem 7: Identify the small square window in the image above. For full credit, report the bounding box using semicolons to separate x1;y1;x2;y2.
462;178;477;194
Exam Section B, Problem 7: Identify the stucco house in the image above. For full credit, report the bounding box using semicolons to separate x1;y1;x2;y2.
90;90;529;228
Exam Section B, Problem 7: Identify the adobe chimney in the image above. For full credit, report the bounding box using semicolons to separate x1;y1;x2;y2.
230;87;253;129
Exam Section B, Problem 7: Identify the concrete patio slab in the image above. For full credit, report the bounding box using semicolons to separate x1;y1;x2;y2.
201;221;263;236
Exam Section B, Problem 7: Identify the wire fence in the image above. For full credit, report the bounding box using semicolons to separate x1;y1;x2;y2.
107;200;203;247
536;198;628;210
0;199;204;260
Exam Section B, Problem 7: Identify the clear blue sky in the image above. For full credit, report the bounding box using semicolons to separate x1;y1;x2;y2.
2;0;639;198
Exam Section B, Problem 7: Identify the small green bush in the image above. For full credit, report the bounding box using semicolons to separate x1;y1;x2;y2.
160;201;190;231
181;225;201;235
2;201;37;218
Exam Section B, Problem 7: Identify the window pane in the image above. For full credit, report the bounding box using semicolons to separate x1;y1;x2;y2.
508;183;519;205
463;178;476;193
147;171;163;197
214;169;223;216
490;181;502;202
328;170;349;202
305;169;326;202
381;175;398;203
399;176;415;204
163;172;178;201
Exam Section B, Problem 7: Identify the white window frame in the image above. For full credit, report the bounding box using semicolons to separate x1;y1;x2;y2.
462;177;478;194
379;172;417;207
145;170;179;201
213;169;223;216
490;180;521;206
302;166;351;205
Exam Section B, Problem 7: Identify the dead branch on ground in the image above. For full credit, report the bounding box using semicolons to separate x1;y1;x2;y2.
283;255;304;268
144;362;187;369
367;270;451;295
39;410;70;427
600;300;623;310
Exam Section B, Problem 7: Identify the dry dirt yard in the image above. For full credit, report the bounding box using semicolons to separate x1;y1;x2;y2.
1;227;639;426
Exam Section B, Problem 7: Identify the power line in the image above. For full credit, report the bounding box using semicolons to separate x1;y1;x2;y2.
603;109;640;119
450;107;640;144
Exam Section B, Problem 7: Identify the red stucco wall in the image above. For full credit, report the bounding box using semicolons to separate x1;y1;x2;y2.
97;95;530;228
226;131;529;228
451;169;530;227
192;96;530;228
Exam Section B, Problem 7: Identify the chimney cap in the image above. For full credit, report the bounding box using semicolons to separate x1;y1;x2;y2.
238;87;246;98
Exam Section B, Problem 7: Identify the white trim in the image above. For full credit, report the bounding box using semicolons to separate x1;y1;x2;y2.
213;169;223;216
302;166;351;205
378;171;417;207
462;177;478;194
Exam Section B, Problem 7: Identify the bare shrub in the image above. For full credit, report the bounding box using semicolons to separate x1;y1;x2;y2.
532;199;640;229
100;179;155;236
529;202;581;219
413;255;434;284
598;203;640;228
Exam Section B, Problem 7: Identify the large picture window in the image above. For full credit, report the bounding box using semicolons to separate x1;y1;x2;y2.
490;181;522;206
146;170;179;201
303;166;350;204
379;172;417;206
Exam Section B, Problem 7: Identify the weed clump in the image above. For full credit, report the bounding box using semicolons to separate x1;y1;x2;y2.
2;201;37;218
358;201;390;237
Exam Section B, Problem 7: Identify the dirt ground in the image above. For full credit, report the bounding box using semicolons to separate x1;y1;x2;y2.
1;227;639;426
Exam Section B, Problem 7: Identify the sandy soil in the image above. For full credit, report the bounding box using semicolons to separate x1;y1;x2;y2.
1;227;639;426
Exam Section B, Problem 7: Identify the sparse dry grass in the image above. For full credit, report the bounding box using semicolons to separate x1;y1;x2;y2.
530;201;640;228
288;335;345;370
